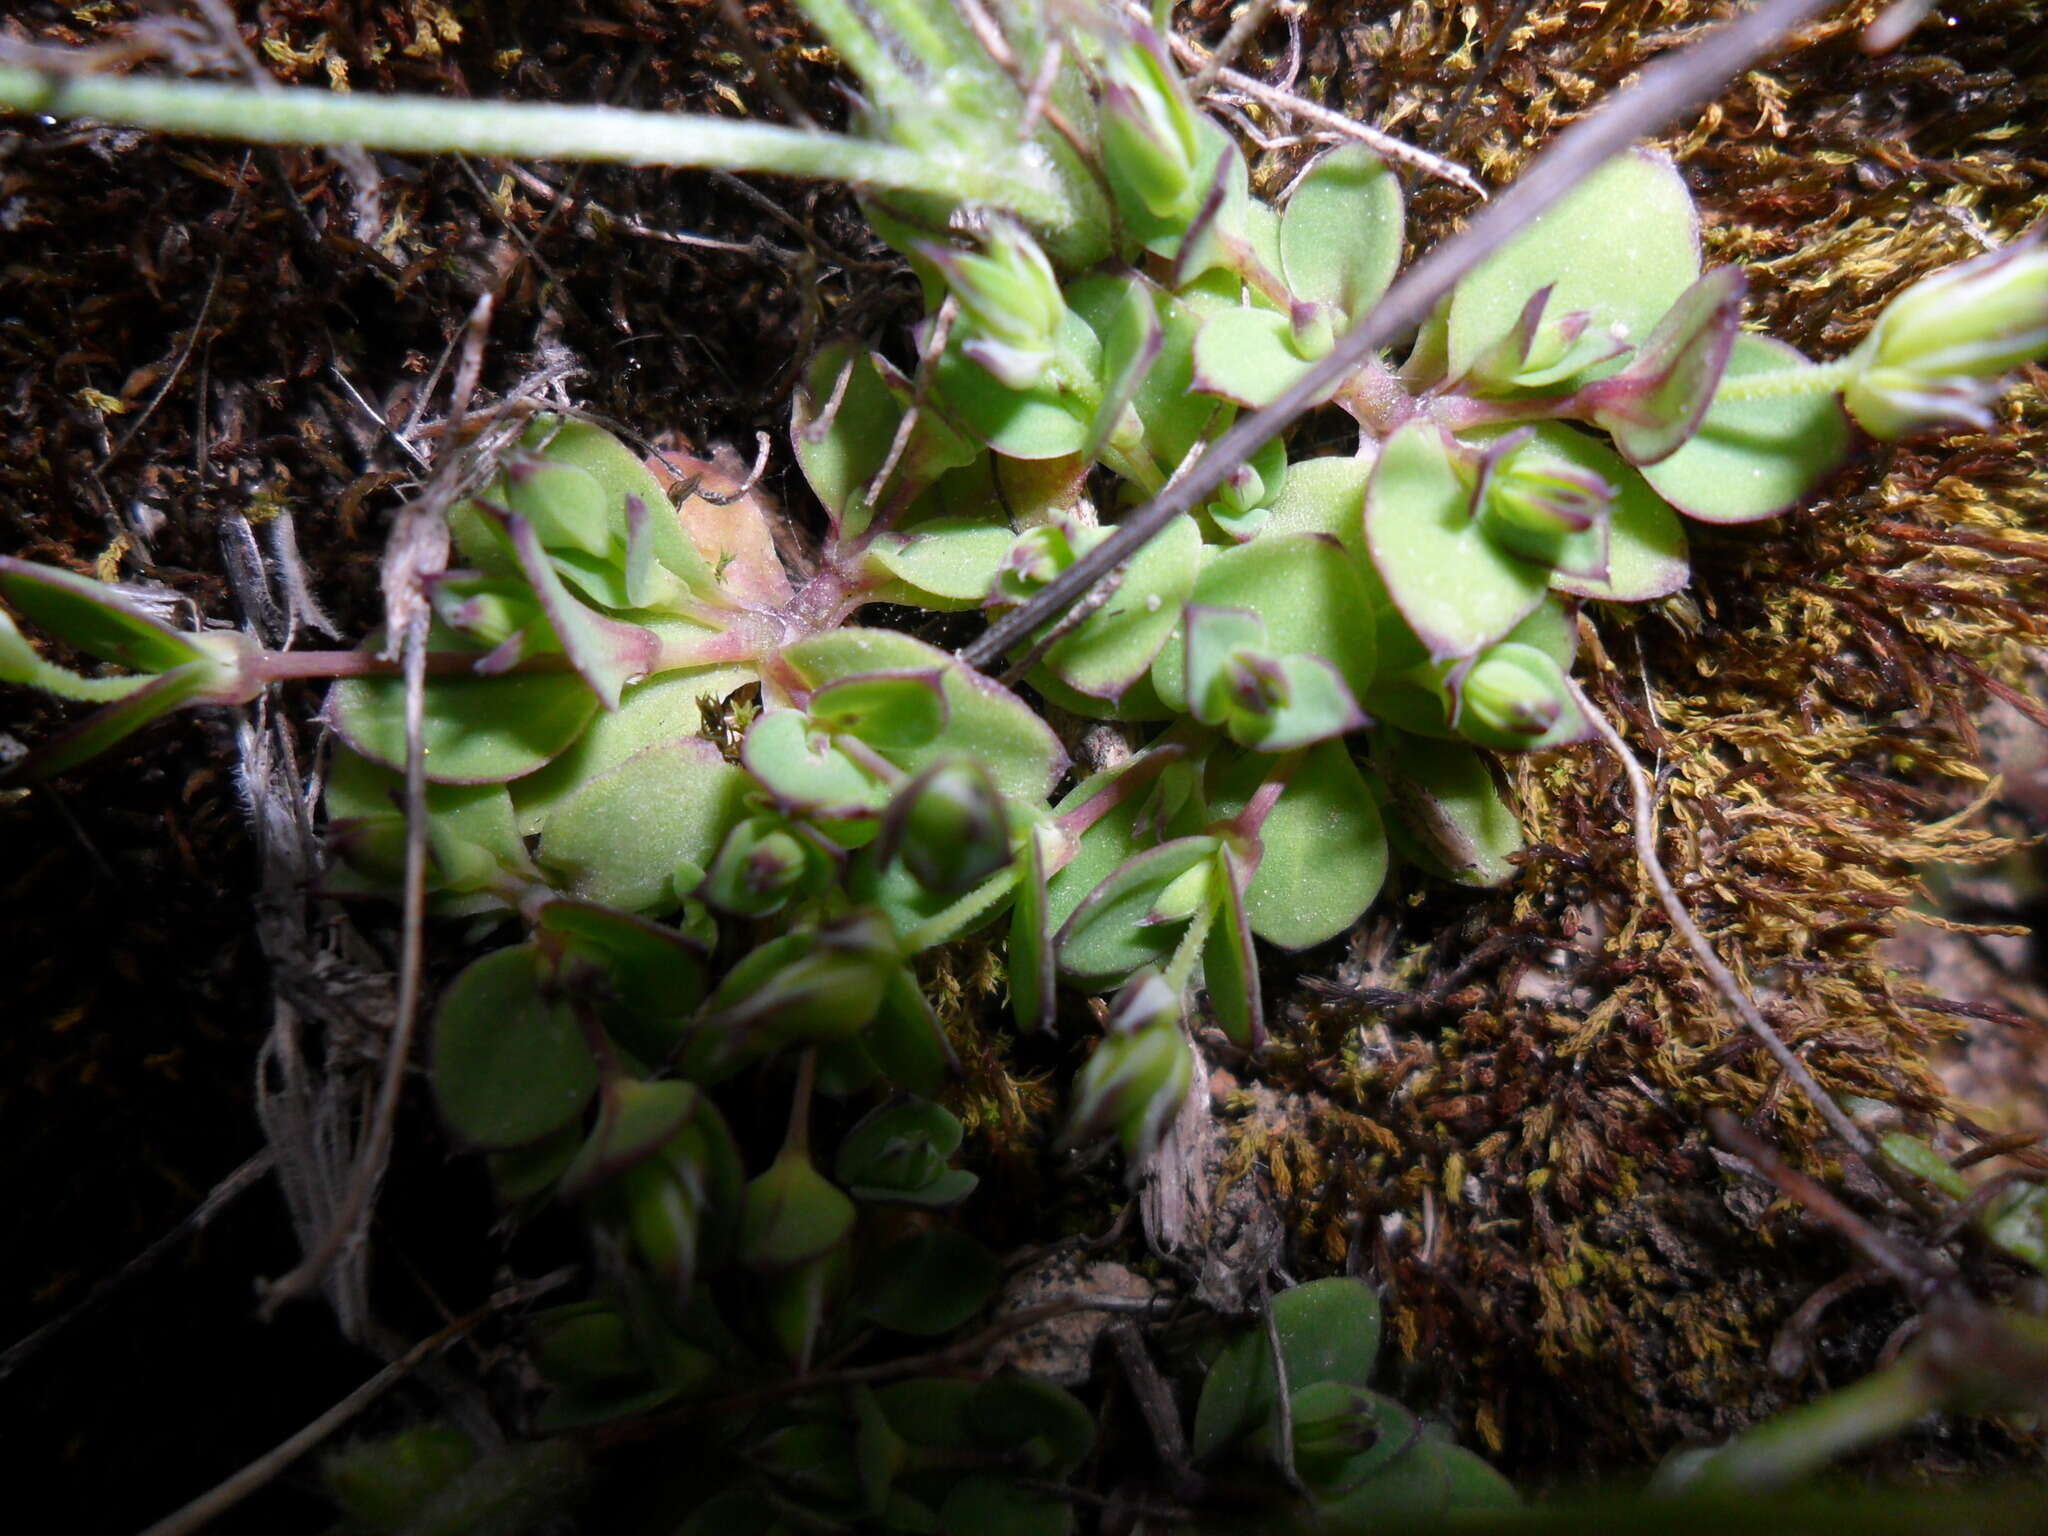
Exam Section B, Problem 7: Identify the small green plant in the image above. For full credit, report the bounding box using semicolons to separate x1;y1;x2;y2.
5;2;2046;1526
1189;1276;1516;1524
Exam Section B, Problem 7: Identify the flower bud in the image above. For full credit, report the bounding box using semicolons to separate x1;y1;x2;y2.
1060;969;1194;1167
1443;641;1587;751
617;1140;712;1304
925;218;1067;390
1464;285;1628;392
1289;301;1337;362
1274;1383;1387;1489
1099;29;1204;224
879;759;1011;896
1845;232;2048;439
1460;651;1560;739
1205;439;1288;541
426;574;535;650
1474;433;1613;569
1217;648;1292;718
833;1098;976;1208
701;815;826;917
1146;857;1215;926
738;1144;857;1272
991;519;1086;604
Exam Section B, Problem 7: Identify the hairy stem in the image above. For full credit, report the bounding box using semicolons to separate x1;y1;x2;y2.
0;57;1070;226
899;864;1022;954
1713;357;1857;402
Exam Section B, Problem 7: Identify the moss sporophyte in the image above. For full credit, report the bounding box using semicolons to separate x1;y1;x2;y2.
3;1;2045;1526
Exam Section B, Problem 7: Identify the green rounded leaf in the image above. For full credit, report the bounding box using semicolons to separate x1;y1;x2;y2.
1057;835;1220;985
1639;333;1852;524
1446;149;1701;384
325;781;532;908
793;342;902;537
1152;532;1378;709
939;1477;1069;1536
534;898;709;1062
1437;1441;1520;1510
855;1230;1001;1335
834;1096;969;1203
1068;273;1230;475
1312;1434;1453;1524
743;707;890;817
0;557;211;675
783;628;1065;805
432;945;597;1150
1495;423;1690;602
686;917;899;1081
1035;511;1200;700
529;1303;649;1387
1371;731;1522;886
329;669;600;787
932;310;1100;460
810;669;949;751
864;520;1018;609
1364;420;1548;660
1448;640;1590;751
880;758;1009;895
535;738;751;911
970;1374;1096;1475
1192;1277;1385;1461
1009;824;1057;1034
505;455;612;559
739;1148;856;1271
868;977;965;1109
1279;145;1404;321
1202;845;1264;1049
1257;450;1372;564
1212;742;1387;950
1577;266;1744;467
509;664;752;837
558;1077;702;1199
1192;305;1322;410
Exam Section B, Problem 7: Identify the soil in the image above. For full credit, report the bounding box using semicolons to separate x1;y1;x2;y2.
1;2;2044;1532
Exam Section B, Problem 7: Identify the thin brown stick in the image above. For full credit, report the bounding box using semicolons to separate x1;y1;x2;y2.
0;1150;273;1383
261;292;492;1319
1188;0;1281;96
997;560;1130;685
962;0;1842;671
137;1271;570;1536
1156;15;1483;194
1711;1113;1947;1296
